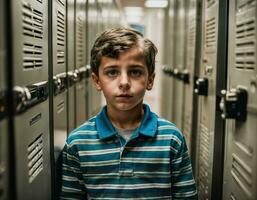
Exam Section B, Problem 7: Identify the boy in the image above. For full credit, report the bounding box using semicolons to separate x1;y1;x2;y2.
61;28;198;199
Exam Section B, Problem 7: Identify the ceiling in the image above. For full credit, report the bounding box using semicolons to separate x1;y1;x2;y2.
119;0;145;8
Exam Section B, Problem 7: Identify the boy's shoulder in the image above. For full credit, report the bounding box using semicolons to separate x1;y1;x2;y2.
66;116;97;144
156;117;184;139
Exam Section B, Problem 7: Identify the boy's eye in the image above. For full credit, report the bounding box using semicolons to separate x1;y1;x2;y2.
129;69;143;77
105;69;119;77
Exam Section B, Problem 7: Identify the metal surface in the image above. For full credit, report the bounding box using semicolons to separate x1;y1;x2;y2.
75;0;87;125
67;0;76;132
171;0;186;130
0;0;8;197
182;0;197;154
196;0;219;199
223;1;257;199
11;0;51;199
52;0;67;158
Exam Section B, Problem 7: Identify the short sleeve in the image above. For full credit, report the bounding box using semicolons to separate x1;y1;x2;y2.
171;135;198;199
60;143;86;200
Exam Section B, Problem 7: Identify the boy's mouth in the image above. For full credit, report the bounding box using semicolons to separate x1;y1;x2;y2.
117;94;133;98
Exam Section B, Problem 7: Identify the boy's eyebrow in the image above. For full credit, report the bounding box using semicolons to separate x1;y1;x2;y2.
103;65;119;69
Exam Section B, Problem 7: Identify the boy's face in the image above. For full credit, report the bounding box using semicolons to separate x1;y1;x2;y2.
91;47;155;113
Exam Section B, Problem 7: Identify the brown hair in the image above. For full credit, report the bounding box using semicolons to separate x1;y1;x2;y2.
90;27;158;75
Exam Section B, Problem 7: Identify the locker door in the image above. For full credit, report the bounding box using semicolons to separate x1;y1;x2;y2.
11;0;51;199
67;0;76;133
172;0;186;130
52;0;67;160
0;1;8;198
87;0;101;118
182;0;197;154
75;0;87;126
222;1;257;199
161;0;175;121
195;0;218;199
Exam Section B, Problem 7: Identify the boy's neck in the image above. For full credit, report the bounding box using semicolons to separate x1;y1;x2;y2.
107;104;144;129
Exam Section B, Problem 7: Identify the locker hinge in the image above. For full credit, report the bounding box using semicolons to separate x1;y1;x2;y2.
13;81;49;114
219;87;248;121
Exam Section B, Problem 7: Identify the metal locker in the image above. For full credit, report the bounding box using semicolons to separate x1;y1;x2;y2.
0;0;9;198
222;1;257;199
171;0;187;130
195;0;228;199
75;0;87;126
67;0;76;133
181;0;198;154
10;0;51;198
52;0;68;160
87;0;99;118
195;1;219;199
161;0;175;122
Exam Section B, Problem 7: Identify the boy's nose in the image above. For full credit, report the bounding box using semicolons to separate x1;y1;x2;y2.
119;73;130;90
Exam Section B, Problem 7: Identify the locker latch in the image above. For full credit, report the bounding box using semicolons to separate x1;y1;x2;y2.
194;77;208;96
13;81;48;114
67;70;78;87
0;90;7;120
53;73;67;96
77;66;91;81
219;88;248;121
178;69;190;84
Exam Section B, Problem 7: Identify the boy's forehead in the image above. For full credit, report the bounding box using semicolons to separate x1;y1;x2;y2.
105;47;144;61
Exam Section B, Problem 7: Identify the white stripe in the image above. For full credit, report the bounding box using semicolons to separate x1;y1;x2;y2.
86;183;170;190
121;157;169;164
79;147;120;156
125;146;170;152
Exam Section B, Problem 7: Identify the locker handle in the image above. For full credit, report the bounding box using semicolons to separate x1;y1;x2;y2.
77;65;91;81
178;69;190;84
0;90;7;120
162;66;174;76
53;73;67;96
13;81;48;114
67;70;78;86
194;77;208;96
219;88;248;121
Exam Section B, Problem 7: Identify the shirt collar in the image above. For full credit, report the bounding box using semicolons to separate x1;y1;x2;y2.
95;104;158;140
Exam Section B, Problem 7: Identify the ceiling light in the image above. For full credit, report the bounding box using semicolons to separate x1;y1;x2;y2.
145;0;168;8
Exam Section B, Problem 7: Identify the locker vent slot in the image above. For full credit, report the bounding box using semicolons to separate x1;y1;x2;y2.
23;43;43;69
22;2;43;39
188;18;196;49
207;0;216;8
27;134;43;183
76;16;84;67
57;100;65;114
57;10;65;47
205;17;216;48
230;193;237;200
197;124;211;197
57;50;65;64
57;0;65;6
235;17;255;70
237;0;256;10
231;154;252;197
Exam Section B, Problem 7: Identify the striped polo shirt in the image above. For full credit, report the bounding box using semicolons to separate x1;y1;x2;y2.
61;104;198;199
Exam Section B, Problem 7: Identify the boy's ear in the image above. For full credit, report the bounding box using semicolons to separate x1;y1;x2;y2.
91;72;102;91
146;72;155;90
